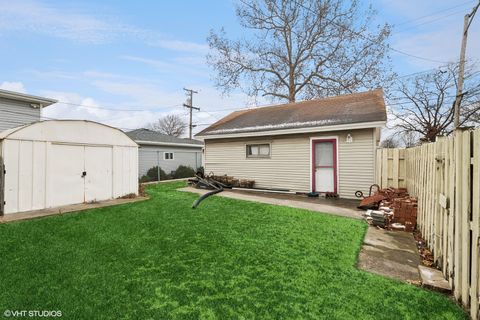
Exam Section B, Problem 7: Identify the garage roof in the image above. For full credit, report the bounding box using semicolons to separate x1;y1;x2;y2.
126;129;203;147
196;89;386;138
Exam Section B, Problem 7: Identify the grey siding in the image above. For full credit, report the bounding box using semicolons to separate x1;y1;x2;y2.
0;97;40;132
138;144;203;177
204;128;377;199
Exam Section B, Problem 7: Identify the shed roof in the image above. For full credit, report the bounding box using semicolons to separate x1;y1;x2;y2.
0;89;57;107
126;129;203;147
0;120;138;147
197;89;386;137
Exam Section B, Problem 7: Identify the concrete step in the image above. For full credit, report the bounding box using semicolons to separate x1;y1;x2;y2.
418;265;452;293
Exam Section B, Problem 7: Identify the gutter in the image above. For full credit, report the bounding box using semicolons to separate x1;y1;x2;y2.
134;140;204;148
0;89;57;107
196;121;386;140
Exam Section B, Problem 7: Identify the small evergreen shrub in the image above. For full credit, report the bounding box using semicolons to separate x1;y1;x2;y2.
172;165;195;179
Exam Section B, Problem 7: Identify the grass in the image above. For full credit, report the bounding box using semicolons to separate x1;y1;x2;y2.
0;182;466;319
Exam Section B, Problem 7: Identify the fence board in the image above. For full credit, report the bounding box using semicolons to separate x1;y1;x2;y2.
461;131;471;307
471;129;480;320
376;128;480;318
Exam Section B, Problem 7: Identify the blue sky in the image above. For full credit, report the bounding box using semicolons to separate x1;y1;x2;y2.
0;0;479;135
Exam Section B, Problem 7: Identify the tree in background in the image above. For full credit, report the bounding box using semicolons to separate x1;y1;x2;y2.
149;114;187;137
390;63;480;143
207;0;392;102
380;136;399;148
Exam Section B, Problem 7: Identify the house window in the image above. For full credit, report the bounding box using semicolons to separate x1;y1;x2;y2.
246;144;270;158
164;152;174;160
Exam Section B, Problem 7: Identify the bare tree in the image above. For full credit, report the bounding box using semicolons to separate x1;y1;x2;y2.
207;0;392;102
149;114;187;137
399;131;419;148
380;136;399;148
390;63;480;142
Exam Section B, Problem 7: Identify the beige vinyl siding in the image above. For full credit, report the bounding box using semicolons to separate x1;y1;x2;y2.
204;128;376;199
0;97;40;132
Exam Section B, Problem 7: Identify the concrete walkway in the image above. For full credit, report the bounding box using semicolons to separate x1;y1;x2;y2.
0;196;149;223
358;226;420;282
179;187;363;219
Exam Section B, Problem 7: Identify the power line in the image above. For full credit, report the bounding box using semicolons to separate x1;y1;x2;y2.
395;8;472;33
54;100;183;112
292;0;450;64
395;1;475;27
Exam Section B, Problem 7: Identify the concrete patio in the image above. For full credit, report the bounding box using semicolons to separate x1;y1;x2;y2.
179;186;363;219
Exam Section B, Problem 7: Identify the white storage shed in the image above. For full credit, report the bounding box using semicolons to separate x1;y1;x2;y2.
0;120;138;215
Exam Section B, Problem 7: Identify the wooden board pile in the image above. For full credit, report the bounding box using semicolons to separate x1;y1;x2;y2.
211;175;255;188
363;187;418;232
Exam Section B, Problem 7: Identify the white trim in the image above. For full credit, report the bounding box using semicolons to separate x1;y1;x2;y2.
309;136;339;193
163;152;174;160
245;143;271;159
197;121;385;139
135;140;203;148
0;89;57;106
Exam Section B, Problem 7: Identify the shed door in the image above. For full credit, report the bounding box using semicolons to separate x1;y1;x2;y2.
84;146;113;202
49;144;85;207
313;140;337;193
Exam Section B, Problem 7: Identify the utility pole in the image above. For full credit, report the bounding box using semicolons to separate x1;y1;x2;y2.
183;88;200;139
453;1;479;129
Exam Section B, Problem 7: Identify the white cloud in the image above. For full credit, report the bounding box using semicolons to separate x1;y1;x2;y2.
38;76;262;136
120;55;174;70
150;39;209;54
0;0;208;51
0;81;27;93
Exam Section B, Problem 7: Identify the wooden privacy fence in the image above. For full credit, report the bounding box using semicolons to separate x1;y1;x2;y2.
376;128;480;319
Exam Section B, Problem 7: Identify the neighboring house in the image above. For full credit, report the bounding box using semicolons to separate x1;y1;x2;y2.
0;120;138;215
0;89;57;132
126;129;203;178
196;89;387;199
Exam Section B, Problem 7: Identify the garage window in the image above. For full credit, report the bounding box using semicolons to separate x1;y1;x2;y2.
164;152;174;160
246;144;270;158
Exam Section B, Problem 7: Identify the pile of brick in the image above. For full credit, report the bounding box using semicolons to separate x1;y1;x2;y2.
378;187;409;201
363;187;418;232
390;197;418;231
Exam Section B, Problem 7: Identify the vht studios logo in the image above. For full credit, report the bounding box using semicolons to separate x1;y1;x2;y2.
3;310;62;318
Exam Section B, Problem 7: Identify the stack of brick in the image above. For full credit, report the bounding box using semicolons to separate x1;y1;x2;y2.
362;187;418;232
378;187;409;202
391;197;418;231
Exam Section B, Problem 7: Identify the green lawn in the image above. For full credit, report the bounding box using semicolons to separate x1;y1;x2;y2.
0;182;466;319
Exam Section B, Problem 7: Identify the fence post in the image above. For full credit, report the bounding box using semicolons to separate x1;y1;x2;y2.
471;129;480;319
461;130;471;307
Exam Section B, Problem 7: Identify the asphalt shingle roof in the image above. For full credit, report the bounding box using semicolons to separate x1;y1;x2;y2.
126;129;203;146
197;89;386;136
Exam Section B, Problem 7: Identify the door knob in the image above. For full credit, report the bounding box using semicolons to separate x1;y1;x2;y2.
81;171;87;177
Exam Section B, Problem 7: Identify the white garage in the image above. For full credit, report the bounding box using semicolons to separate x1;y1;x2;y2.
0;120;138;214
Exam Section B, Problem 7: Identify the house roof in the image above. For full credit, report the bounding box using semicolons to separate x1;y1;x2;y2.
196;89;386;138
126;128;204;147
0;89;57;107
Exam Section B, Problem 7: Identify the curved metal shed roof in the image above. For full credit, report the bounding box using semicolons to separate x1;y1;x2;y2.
0;120;138;147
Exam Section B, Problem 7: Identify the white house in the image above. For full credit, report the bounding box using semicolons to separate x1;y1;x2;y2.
196;89;386;199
